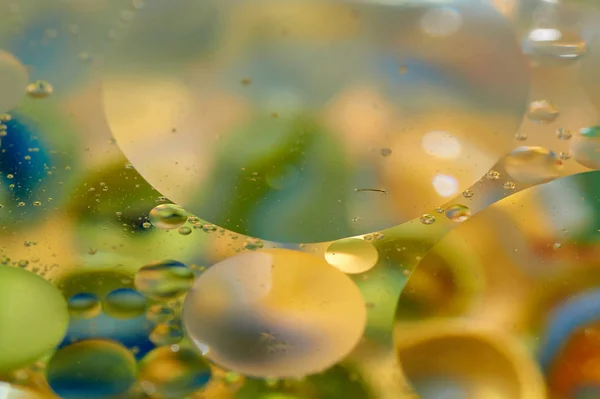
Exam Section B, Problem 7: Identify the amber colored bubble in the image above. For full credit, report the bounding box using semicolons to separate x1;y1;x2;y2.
325;238;379;274
182;249;367;378
138;347;212;398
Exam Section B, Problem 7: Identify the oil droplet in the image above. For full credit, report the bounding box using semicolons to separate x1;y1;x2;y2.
138;347;211;398
146;304;175;323
102;288;147;319
178;226;192;236
559;151;572;161
504;146;563;184
134;260;194;301
68;292;101;319
46;340;136;399
527;100;559;124
445;204;471;223
515;132;528;141
420;214;436;225
487;170;501;180
0;266;68;372
182;249;366;378
150;319;184;346
557;128;572;140
462;189;474;199
380;148;392;157
201;224;217;233
524;28;587;62
0;50;28;113
149;204;188;230
325;238;379;274
26;80;53;99
503;181;516;190
244;237;264;251
571;126;600;169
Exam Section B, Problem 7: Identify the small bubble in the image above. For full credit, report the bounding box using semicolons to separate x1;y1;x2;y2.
486;170;501;180
503;181;516;190
26;80;53;98
420;214;436;225
178;226;192;236
559;151;572;160
527;100;559;124
202;224;217;233
325;238;378;274
7;174;14;179
553;242;562;249
445;204;471;223
524;28;587;62
149;204;188;230
380;148;392;157
146;304;175;323
243;237;264;251
515;132;528;141
102;288;147;319
435;207;445;213
142;222;151;229
557;128;572;140
150;319;184;346
17;201;25;207
135;260;194;301
32;201;41;206
68;293;101;319
0;114;12;122
462;189;474;199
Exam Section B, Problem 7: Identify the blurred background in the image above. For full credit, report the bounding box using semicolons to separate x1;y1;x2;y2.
1;0;600;398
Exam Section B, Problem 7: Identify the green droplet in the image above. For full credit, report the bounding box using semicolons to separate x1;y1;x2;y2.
0;266;68;372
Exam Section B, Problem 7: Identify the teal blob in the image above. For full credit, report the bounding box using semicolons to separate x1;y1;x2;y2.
47;340;137;399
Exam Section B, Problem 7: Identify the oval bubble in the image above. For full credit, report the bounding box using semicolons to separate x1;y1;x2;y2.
102;288;147;319
103;0;529;242
135;259;194;301
503;146;564;184
46;340;137;399
183;249;367;378
325;237;379;274
0;266;68;372
138;347;212;399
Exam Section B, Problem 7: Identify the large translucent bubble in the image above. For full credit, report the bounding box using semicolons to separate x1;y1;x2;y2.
0;266;68;372
103;0;529;243
182;249;366;378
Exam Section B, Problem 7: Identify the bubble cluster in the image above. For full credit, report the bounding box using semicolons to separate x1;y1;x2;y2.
182;249;366;378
